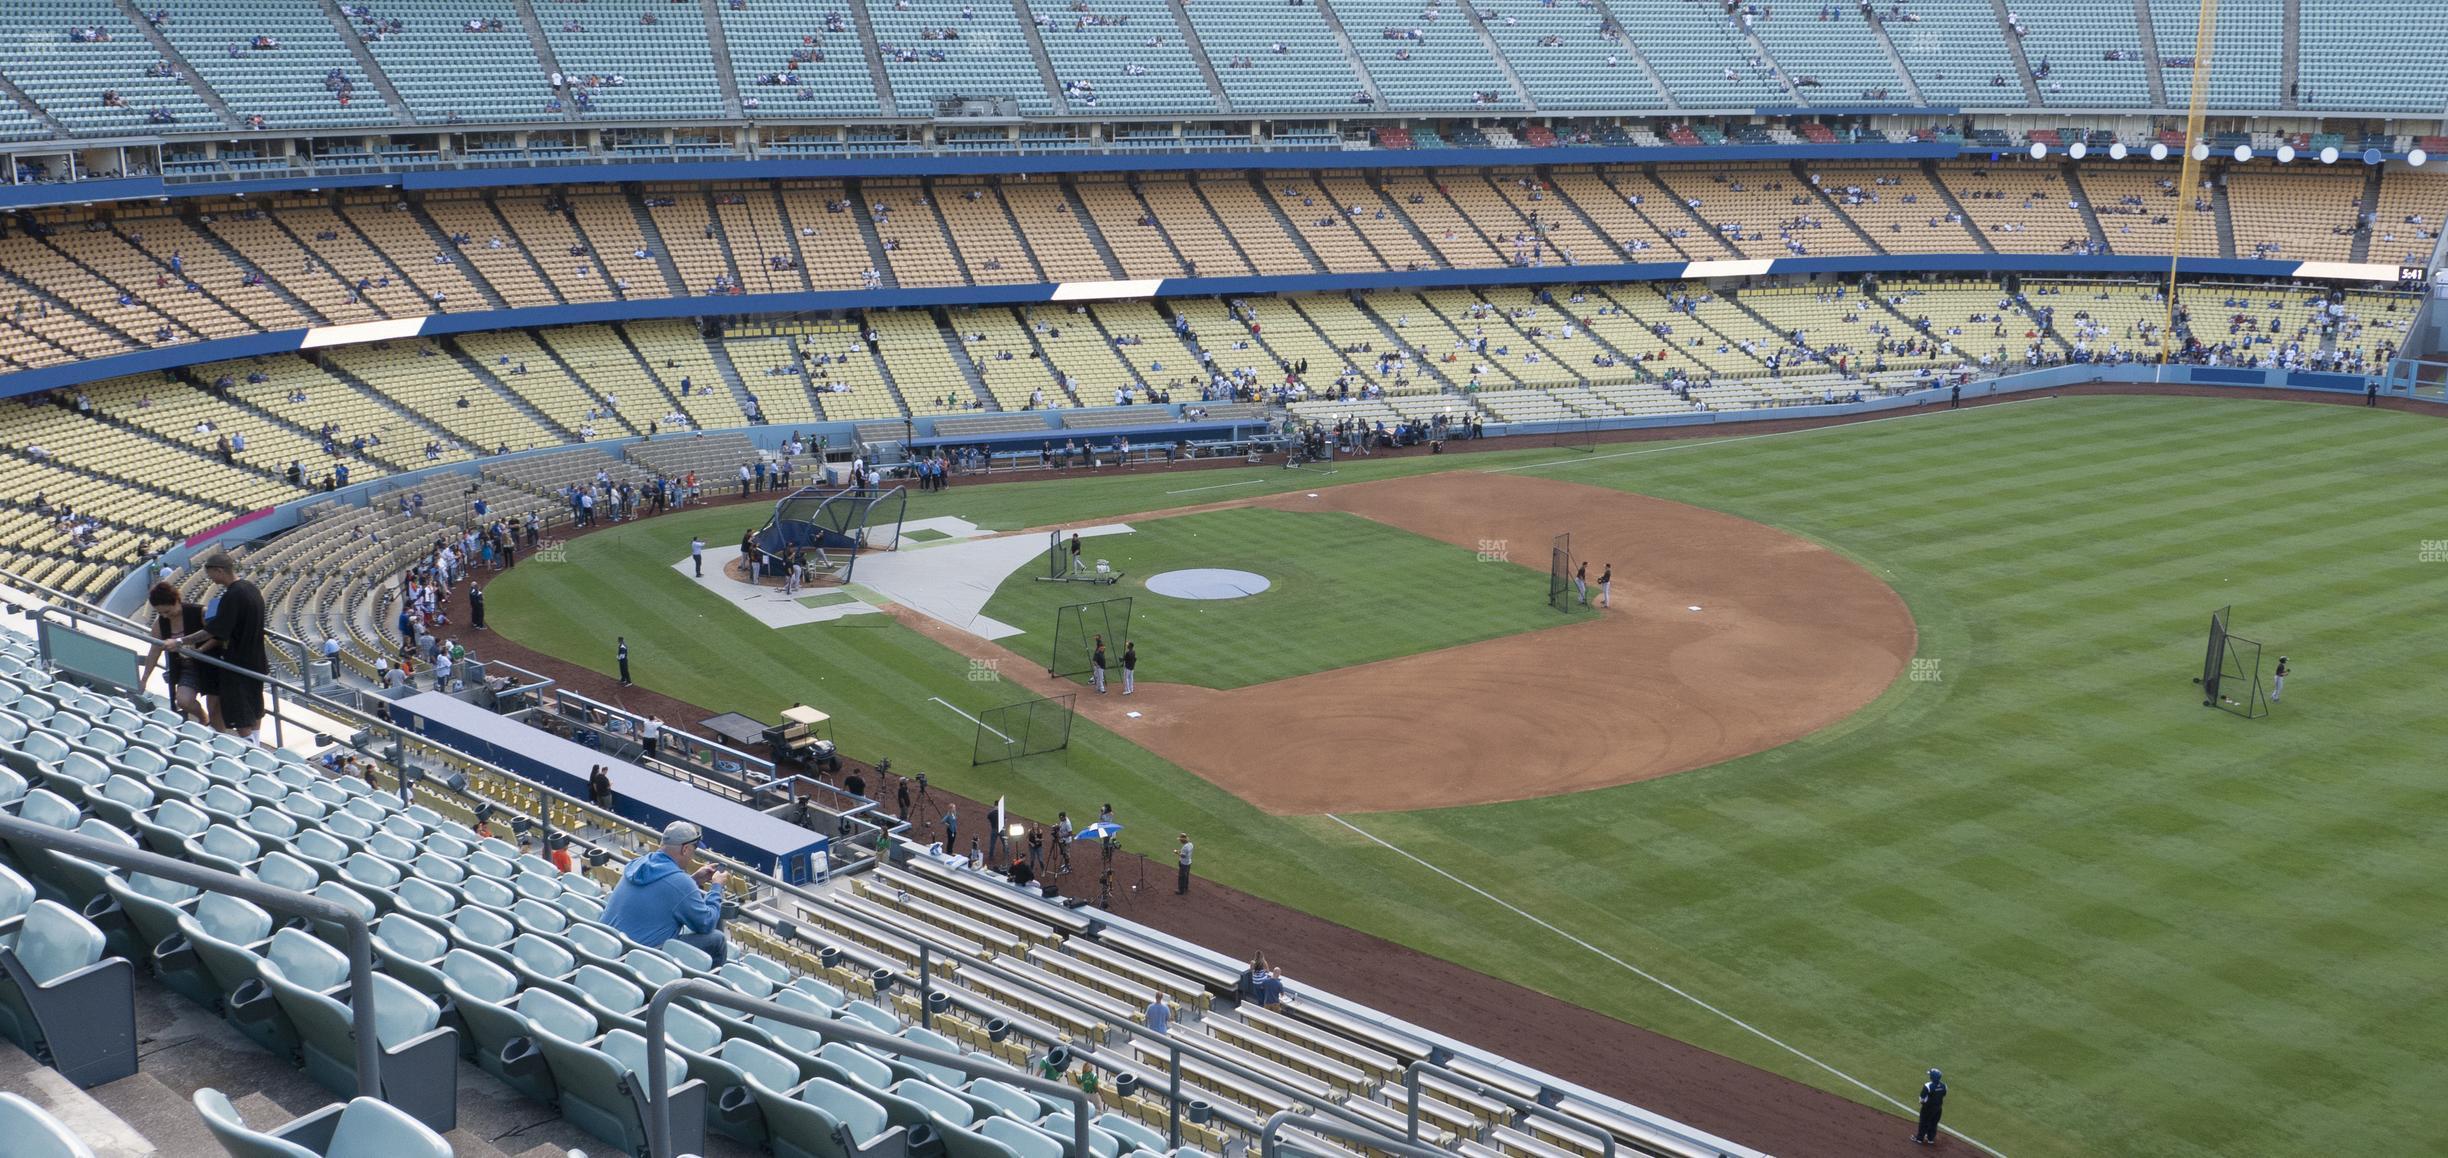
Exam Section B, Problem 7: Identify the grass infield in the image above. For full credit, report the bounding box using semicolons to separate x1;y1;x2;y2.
487;396;2448;1158
979;506;1580;689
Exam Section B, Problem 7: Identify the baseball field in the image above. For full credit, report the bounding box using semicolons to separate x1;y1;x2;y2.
482;393;2448;1158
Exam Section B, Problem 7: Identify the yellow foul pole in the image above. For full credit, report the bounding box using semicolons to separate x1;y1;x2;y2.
2161;0;2218;364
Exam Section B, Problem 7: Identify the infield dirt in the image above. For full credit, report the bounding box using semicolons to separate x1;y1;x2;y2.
903;470;1918;813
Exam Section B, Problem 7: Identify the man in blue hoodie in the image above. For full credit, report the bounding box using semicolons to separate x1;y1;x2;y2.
601;821;731;966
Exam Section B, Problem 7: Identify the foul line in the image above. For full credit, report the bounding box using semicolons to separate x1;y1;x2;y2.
1326;813;2013;1158
1480;395;2056;475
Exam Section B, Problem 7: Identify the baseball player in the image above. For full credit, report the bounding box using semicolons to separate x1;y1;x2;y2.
2270;655;2287;701
1574;562;1589;605
1599;563;1612;608
1091;634;1108;694
1913;1068;1947;1145
1069;532;1085;575
1121;641;1137;695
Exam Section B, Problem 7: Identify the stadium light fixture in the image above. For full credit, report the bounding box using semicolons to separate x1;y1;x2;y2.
2411;149;2430;167
2029;141;2047;159
2068;142;2087;160
2320;146;2340;164
2192;143;2211;161
2364;148;2385;165
2233;145;2252;162
2150;142;2169;161
2276;145;2296;163
2109;142;2128;160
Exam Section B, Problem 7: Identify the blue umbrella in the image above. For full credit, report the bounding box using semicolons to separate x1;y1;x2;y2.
1072;822;1122;843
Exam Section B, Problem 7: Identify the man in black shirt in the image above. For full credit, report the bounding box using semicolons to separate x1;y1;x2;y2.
182;550;270;742
1913;1068;1946;1145
617;636;631;686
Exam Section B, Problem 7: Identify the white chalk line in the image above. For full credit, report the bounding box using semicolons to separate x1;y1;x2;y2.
1480;395;2057;475
1326;813;2013;1158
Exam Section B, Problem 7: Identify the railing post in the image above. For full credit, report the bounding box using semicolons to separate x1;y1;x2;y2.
0;814;384;1102
1404;1066;1421;1144
1405;1061;1616;1158
918;943;933;1031
1167;1040;1182;1149
647;979;1094;1158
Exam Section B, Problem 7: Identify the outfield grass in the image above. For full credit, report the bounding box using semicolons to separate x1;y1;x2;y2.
976;506;1578;689
487;396;2448;1158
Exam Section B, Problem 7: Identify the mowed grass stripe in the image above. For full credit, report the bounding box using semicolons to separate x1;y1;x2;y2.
489;396;2448;1158
976;507;1569;690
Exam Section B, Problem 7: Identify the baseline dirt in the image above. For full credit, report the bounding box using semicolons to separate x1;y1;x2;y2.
920;473;1916;814
433;440;1984;1155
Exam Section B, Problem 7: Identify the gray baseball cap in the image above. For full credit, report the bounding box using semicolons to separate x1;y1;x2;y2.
662;821;703;847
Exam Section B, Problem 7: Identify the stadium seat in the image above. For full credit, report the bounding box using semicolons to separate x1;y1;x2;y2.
0;1092;96;1158
0;898;137;1087
194;1088;453;1158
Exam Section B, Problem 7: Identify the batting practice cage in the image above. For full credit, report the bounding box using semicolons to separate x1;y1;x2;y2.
969;693;1078;764
1033;529;1123;584
1548;533;1576;612
1050;597;1133;678
2195;605;2269;718
754;484;908;583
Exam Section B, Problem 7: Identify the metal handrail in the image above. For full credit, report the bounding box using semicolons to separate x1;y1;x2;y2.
14;597;627;865
0;812;385;1092
882;883;1429;1152
1403;1060;1614;1158
643;978;1096;1158
1261;1109;1451;1158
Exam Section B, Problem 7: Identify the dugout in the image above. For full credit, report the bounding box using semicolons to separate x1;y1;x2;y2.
386;691;830;883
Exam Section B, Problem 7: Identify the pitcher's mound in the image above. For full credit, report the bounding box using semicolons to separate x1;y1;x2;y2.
1146;569;1273;600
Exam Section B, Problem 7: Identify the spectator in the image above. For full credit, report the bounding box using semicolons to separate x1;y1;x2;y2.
600;821;732;966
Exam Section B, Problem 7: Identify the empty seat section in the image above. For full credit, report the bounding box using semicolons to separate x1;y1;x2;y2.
1608;0;1787;107
723;0;886;118
2148;0;2282;108
1473;0;1665;110
1997;0;2151;107
535;0;726;119
150;1;389;129
1324;0;1519;111
869;0;1056;116
999;182;1114;281
356;0;553;123
1182;0;1366;112
1033;0;1215;113
1884;0;2019;107
0;2;217;135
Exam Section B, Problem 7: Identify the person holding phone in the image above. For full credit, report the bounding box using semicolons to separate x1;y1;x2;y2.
602;821;733;966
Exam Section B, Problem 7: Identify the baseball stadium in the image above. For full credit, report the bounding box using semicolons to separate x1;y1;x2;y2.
0;2;2444;1157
